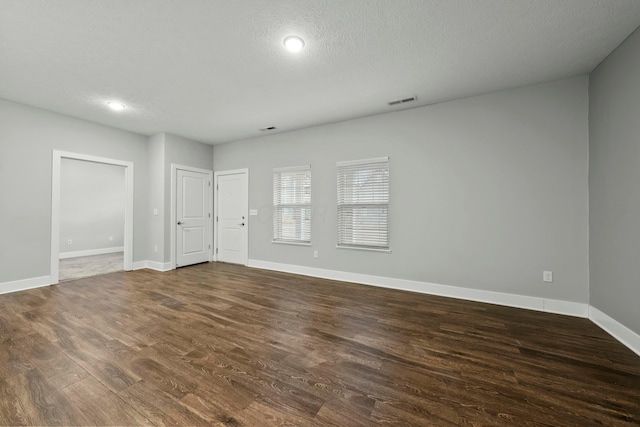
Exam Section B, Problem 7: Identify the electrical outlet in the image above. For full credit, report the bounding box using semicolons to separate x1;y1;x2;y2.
153;208;158;216
67;239;72;245
313;250;319;259
543;271;553;283
109;236;113;241
154;245;158;253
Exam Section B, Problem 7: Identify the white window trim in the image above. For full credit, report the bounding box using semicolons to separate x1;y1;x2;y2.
274;165;311;172
273;164;312;244
335;245;392;253
336;156;389;167
337;156;390;251
272;240;312;247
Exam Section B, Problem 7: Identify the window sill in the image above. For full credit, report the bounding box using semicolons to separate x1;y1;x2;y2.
336;245;392;253
272;240;312;247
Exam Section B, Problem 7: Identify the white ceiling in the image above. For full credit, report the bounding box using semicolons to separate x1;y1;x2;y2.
1;0;640;145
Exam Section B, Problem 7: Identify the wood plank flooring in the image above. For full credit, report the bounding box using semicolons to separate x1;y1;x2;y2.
0;262;639;426
59;252;124;282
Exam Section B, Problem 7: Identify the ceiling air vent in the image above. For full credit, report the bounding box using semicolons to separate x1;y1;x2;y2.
259;126;277;132
388;96;417;106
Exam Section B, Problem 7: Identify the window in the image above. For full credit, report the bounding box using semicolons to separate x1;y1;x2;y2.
273;165;311;244
337;157;389;250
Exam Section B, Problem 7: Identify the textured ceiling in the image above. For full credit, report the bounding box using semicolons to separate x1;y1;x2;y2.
1;0;640;145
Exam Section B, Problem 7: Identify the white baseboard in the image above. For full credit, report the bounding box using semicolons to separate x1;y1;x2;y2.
543;299;590;317
132;260;173;272
589;306;640;357
247;259;589;318
0;276;52;295
60;246;124;259
132;261;147;270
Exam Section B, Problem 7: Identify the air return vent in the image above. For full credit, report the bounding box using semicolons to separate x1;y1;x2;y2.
388;96;417;106
259;126;277;131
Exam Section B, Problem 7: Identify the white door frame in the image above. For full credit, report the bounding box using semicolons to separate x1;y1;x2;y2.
51;150;134;284
170;164;214;269
213;168;249;264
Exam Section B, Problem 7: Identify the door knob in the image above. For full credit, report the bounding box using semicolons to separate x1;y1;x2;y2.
177;221;184;225
239;222;245;226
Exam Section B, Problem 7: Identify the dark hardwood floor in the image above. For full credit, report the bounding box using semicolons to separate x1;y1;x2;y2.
0;262;639;426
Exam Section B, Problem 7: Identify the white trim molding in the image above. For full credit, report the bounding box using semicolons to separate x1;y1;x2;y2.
247;259;589;318
59;247;124;259
336;156;389;167
0;276;52;295
51;150;134;284
132;261;147;270
543;299;589;317
589;306;640;357
132;261;174;272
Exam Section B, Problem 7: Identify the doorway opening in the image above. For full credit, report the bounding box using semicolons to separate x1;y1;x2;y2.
59;252;124;282
58;158;125;281
51;151;134;284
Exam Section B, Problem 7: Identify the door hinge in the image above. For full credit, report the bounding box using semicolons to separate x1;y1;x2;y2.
216;216;218;222
208;213;211;218
209;181;211;187
216;248;218;254
209;244;211;249
216;184;219;190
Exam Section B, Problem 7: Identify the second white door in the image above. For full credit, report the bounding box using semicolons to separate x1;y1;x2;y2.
215;170;248;265
176;169;211;267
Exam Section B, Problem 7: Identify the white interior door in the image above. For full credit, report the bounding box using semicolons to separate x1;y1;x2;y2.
176;169;211;267
216;170;248;265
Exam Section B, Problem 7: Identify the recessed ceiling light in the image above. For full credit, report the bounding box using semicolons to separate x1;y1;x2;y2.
107;101;126;111
283;36;304;52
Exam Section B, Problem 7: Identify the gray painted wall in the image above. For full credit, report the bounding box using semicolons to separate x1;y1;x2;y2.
145;133;214;264
148;133;165;263
0;100;212;281
163;133;213;262
213;76;589;303
0;98;149;283
589;27;640;334
60;158;125;253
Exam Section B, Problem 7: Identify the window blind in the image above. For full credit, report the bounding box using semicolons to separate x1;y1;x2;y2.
337;157;389;250
273;165;311;244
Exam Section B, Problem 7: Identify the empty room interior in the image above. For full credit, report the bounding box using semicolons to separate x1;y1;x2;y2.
1;1;640;426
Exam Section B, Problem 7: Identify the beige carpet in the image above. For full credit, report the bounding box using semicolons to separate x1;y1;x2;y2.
59;252;124;282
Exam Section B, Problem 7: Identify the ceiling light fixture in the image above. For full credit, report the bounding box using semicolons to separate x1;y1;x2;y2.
107;101;126;111
283;36;305;52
